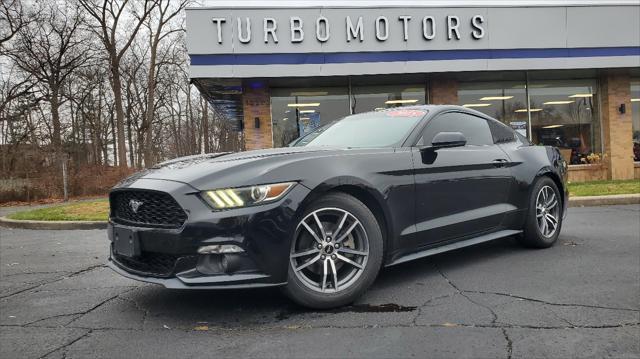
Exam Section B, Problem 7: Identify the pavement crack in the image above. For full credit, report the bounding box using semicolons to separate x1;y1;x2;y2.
3;271;71;277
119;291;149;329
434;264;499;323
24;313;82;327
64;287;137;326
461;290;639;312
39;329;92;359
0;264;106;300
501;328;513;359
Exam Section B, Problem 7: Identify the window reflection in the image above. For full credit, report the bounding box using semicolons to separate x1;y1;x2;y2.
351;85;425;113
529;79;600;165
631;79;640;162
271;87;349;148
457;81;528;137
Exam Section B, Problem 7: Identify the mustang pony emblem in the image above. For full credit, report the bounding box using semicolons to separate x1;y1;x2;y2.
129;199;144;213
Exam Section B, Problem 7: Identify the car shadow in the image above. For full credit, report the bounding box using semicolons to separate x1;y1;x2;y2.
123;235;537;325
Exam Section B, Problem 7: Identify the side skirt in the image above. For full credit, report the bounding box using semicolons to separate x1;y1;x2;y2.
386;229;523;267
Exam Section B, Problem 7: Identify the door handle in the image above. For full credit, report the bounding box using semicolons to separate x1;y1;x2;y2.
492;159;509;167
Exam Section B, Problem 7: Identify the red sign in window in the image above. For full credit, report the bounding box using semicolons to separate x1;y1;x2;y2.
385;109;426;118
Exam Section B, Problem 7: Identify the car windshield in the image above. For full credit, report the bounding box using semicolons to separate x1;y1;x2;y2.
288;124;328;147
293;109;427;148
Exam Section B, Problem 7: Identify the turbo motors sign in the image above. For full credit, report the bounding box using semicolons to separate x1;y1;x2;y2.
186;7;496;55
210;14;485;45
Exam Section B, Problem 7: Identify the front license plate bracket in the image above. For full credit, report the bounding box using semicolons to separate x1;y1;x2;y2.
113;227;140;257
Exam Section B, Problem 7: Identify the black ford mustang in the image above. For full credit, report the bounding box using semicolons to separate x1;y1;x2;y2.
108;105;568;308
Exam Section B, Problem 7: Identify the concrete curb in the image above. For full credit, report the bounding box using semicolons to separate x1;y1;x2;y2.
0;194;637;230
568;194;640;207
0;217;107;230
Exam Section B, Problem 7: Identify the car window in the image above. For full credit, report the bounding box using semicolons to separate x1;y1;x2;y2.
486;120;516;144
419;112;494;146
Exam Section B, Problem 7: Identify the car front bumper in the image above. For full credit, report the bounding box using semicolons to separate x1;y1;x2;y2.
107;178;310;289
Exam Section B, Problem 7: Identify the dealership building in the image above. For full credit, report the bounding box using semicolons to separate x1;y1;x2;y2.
186;1;640;182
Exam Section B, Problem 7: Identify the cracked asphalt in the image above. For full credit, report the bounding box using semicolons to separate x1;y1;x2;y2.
1;204;639;358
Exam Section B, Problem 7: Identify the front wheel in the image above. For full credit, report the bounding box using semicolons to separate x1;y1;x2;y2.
282;192;383;309
518;177;563;248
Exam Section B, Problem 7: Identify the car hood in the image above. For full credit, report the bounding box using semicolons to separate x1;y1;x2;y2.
117;146;394;191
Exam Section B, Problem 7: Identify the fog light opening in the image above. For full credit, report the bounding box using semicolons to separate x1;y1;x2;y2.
197;244;244;254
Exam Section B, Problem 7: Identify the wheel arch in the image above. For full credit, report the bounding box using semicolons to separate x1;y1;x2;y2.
297;179;393;255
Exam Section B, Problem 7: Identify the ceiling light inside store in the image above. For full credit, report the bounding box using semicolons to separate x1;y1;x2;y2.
385;99;419;104
287;103;320;107
463;103;492;108
542;125;564;129
631;98;640;102
515;108;543;113
543;100;574;105
299;110;316;113
569;94;593;98
479;96;513;101
290;91;328;96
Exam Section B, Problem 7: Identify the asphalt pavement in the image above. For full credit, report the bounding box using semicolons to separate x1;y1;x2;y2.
1;205;639;358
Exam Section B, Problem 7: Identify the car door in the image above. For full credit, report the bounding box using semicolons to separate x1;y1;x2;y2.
411;111;513;248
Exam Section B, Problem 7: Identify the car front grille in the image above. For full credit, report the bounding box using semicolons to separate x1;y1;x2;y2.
113;251;179;277
110;190;187;229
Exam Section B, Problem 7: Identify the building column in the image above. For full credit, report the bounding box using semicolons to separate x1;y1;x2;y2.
600;70;634;180
428;76;458;105
242;82;273;150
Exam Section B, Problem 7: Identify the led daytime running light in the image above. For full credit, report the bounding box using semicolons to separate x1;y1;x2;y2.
202;182;295;210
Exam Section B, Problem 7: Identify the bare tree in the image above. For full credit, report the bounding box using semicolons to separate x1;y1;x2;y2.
79;0;158;167
138;0;187;167
0;0;30;47
9;1;87;154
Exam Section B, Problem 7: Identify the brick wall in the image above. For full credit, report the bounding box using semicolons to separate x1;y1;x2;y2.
242;83;273;150
429;77;458;105
568;164;608;183
600;70;634;180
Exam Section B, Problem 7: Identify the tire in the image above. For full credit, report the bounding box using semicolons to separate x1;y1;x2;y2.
518;176;563;248
282;192;383;309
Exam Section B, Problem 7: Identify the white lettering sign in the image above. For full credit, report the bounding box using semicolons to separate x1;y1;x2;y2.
212;14;486;45
290;17;304;43
375;16;389;41
263;18;278;43
316;16;330;42
237;17;251;43
346;16;364;42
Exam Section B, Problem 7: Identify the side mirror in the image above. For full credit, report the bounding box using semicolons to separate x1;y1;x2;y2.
421;132;467;151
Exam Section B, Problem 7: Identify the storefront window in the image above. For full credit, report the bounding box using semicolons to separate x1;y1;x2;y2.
271;87;349;147
457;81;528;137
351;85;425;113
631;78;640;162
528;78;600;165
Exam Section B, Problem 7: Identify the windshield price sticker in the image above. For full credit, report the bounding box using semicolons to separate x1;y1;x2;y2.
385;110;426;118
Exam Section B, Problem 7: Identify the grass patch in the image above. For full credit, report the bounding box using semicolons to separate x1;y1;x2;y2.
3;181;638;220
7;199;109;221
568;179;640;197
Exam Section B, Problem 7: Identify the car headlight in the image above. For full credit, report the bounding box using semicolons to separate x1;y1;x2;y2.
201;182;295;210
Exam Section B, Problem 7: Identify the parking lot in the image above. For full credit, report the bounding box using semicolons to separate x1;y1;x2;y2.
1;204;639;358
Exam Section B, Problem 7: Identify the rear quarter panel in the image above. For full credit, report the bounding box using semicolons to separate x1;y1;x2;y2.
499;141;568;227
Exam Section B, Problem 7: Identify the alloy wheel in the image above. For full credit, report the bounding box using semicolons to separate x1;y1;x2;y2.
535;185;560;238
290;207;369;293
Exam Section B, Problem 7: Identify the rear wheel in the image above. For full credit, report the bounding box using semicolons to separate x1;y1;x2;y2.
282;193;383;309
518;177;562;248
